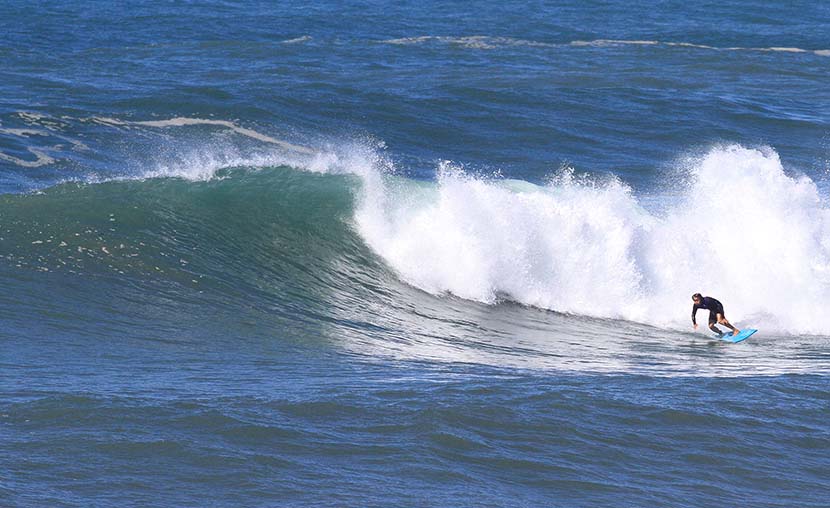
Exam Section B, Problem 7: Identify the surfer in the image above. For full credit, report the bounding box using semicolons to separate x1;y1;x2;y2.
691;293;740;337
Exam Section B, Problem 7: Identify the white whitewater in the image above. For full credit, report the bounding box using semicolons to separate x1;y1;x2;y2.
354;145;830;335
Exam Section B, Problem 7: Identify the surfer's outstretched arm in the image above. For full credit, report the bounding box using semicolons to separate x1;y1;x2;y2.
691;303;701;329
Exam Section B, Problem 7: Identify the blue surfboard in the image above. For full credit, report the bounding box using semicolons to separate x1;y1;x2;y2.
716;328;757;343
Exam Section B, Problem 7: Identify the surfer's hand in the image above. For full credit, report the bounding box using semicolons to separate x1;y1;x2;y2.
693;323;698;330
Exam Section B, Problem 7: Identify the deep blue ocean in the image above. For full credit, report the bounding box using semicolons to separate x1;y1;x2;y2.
2;1;830;506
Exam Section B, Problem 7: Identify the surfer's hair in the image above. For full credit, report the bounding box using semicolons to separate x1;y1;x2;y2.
692;293;702;300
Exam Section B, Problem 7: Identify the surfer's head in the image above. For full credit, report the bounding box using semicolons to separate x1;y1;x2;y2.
692;293;702;303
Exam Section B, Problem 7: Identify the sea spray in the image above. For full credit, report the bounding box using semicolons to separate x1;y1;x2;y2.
355;161;648;318
651;145;830;333
352;145;830;334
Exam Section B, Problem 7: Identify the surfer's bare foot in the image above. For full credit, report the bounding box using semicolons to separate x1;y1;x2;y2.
733;329;740;335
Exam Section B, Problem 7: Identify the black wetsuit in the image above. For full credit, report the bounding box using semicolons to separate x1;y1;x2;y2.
692;296;725;326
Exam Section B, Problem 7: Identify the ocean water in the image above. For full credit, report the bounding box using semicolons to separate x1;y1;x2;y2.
2;1;830;506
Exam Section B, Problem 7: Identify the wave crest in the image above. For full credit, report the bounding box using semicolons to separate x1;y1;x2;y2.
353;145;830;334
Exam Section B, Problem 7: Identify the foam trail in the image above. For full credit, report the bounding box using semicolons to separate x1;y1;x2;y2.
381;35;557;49
0;148;56;168
0;128;49;137
282;35;312;44
572;39;661;47
94;117;314;154
352;145;830;335
571;39;830;57
82;116;321;181
0;126;55;167
0;116;87;167
380;35;829;56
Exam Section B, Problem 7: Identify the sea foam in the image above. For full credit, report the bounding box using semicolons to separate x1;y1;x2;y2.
352;145;830;334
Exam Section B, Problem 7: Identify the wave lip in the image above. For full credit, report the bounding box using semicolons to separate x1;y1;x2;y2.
356;163;646;319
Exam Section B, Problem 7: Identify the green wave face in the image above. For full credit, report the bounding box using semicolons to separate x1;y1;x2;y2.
0;167;404;344
2;167;358;278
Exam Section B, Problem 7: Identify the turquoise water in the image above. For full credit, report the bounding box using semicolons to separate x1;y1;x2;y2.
2;2;830;506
